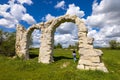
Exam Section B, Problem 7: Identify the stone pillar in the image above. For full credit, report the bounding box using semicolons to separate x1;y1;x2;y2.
15;25;29;60
38;28;54;63
76;22;108;72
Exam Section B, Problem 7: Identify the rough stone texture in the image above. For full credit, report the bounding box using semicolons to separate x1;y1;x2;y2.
77;48;108;72
15;24;29;60
15;14;108;72
16;24;42;60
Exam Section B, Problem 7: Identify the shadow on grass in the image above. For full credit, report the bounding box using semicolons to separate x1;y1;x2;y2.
29;53;38;59
53;56;74;61
29;53;79;62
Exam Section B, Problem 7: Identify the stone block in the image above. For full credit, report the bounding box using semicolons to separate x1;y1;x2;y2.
85;66;90;70
89;56;101;63
77;64;85;69
78;59;93;66
96;66;108;72
80;56;100;63
87;37;94;45
89;66;97;70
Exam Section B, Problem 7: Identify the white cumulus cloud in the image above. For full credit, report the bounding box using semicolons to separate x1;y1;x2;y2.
55;22;78;48
0;0;36;28
54;33;78;48
55;1;65;9
86;0;120;47
22;14;36;24
10;4;26;20
42;14;55;21
66;4;85;18
0;4;10;12
31;30;41;48
17;0;33;5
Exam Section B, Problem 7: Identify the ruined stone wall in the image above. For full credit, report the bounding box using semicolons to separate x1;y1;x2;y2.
15;14;108;72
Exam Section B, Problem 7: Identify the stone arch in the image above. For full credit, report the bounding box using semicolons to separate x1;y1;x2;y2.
16;15;108;72
15;23;43;60
38;15;89;63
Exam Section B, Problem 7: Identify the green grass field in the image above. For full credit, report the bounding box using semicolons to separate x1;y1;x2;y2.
0;49;120;80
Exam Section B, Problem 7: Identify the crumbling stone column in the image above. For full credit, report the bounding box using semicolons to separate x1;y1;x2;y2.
16;24;41;60
15;24;29;60
38;28;54;63
76;21;108;72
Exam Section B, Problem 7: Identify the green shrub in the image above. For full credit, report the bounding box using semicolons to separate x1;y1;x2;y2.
109;40;120;49
54;43;62;49
0;30;15;56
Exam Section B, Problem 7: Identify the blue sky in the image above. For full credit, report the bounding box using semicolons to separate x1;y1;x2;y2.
0;0;100;29
0;0;120;47
25;0;94;19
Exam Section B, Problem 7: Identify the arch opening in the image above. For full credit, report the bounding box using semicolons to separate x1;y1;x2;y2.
29;29;41;59
53;22;79;63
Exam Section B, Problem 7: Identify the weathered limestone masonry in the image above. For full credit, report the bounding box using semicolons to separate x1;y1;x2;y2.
16;24;42;60
38;20;55;63
15;14;108;72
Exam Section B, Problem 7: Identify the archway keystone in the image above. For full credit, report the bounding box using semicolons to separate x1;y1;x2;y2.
15;15;108;72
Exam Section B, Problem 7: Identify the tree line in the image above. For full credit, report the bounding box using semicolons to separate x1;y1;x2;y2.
54;42;79;50
54;40;120;50
109;40;120;49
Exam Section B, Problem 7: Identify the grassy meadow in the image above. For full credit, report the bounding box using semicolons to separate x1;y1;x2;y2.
0;48;120;80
